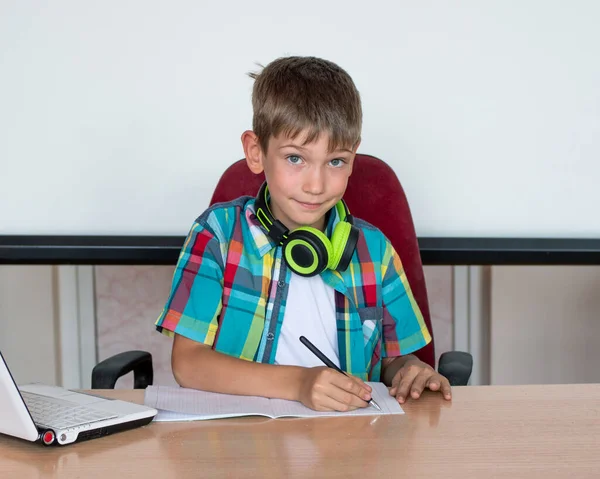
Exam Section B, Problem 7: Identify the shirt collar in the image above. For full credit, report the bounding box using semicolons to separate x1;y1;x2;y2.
245;198;344;258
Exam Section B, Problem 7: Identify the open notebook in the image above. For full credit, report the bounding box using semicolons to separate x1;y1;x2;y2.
144;382;403;422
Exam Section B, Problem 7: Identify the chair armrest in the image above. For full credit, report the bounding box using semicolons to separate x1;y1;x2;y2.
438;351;473;386
91;351;153;389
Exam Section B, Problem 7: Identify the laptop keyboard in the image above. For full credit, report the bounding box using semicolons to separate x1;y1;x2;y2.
20;391;118;430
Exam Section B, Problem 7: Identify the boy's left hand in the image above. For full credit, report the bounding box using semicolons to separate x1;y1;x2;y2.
388;356;452;403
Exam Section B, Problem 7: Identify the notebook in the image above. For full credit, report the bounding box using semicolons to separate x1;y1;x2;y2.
144;382;403;422
0;350;157;446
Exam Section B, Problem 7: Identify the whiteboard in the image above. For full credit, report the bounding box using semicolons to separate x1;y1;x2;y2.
1;1;599;238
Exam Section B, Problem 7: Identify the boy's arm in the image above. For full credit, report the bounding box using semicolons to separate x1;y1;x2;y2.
172;334;373;411
172;334;303;400
379;240;451;402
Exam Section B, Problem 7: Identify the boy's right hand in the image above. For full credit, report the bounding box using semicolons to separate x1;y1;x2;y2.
297;366;372;412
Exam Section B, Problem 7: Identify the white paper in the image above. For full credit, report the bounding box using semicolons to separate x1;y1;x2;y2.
153;409;212;422
145;382;403;422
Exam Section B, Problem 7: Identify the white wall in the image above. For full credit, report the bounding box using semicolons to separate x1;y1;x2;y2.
2;1;600;238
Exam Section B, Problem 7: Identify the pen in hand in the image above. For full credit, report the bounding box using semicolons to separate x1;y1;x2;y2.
299;335;382;411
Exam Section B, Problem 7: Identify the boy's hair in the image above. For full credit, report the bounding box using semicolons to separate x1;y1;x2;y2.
249;56;362;154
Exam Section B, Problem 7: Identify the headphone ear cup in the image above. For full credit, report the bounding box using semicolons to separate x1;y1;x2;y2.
283;227;331;277
329;221;352;270
331;223;359;271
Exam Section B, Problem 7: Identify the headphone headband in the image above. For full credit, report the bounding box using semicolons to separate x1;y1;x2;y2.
254;183;288;244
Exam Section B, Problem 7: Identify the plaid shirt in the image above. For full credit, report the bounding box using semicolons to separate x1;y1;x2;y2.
155;196;431;381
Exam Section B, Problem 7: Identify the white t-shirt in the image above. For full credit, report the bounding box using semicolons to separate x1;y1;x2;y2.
274;272;340;368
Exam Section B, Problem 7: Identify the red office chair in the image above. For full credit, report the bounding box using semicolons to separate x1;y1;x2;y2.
92;154;472;388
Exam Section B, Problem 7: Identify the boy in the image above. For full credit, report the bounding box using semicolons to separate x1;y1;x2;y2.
155;56;451;411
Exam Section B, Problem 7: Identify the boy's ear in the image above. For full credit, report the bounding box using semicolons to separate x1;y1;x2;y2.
241;130;264;174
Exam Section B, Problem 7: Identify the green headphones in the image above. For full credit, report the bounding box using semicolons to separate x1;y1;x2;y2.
254;182;359;277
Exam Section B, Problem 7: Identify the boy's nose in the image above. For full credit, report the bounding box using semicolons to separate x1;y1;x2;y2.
302;168;325;195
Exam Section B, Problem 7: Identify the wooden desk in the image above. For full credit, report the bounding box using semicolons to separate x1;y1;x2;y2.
1;384;599;478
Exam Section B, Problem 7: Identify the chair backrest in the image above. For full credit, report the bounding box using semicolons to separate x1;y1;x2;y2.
209;154;436;368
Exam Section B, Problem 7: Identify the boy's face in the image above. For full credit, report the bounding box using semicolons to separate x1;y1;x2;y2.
243;130;358;232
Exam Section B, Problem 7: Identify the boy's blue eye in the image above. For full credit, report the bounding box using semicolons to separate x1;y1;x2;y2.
329;158;345;167
287;155;302;164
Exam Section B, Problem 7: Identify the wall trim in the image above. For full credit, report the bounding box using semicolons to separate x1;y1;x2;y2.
3;236;600;265
452;266;492;385
77;266;97;389
56;265;97;389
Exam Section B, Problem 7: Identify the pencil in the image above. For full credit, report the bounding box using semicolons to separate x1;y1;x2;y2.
299;335;382;411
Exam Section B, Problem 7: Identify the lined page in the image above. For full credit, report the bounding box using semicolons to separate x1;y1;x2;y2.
146;382;402;421
145;386;274;419
269;382;404;418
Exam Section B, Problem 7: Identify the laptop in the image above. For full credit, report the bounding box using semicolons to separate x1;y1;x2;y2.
0;350;157;446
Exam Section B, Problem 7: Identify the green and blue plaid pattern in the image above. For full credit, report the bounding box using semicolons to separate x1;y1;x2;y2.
156;197;431;381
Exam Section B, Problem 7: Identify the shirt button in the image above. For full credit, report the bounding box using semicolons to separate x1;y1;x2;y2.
267;332;274;341
277;280;285;287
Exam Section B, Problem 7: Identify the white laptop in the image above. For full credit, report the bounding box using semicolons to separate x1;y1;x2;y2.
0;350;157;446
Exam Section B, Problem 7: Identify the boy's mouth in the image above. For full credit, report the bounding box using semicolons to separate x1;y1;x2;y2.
294;200;323;210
